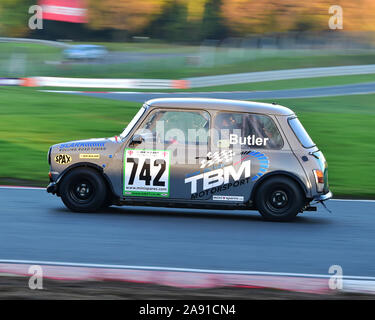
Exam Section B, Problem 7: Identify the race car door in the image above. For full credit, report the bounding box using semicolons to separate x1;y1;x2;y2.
209;111;283;203
123;108;211;200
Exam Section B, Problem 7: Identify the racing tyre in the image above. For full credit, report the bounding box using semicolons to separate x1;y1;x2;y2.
255;176;304;222
60;167;107;213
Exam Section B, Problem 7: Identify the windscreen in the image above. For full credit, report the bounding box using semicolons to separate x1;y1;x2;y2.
120;106;146;139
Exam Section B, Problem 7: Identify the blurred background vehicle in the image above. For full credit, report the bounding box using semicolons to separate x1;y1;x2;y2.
62;44;108;61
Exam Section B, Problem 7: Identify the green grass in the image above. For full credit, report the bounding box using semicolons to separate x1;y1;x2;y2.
1;40;375;78
71;41;199;53
185;73;375;92
0;42;62;54
0;87;374;198
0;87;140;184
35;52;375;79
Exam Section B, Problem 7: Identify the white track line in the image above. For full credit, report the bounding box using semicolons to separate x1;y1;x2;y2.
0;185;44;190
0;259;374;281
0;185;375;202
40;90;78;94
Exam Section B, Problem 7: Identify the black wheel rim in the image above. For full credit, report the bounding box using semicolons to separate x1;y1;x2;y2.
265;188;291;215
69;179;95;204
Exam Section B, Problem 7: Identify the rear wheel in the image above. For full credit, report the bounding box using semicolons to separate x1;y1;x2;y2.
59;167;107;213
255;176;304;222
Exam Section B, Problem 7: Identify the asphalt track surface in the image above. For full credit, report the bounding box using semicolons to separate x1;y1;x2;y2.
1;188;374;278
53;81;375;103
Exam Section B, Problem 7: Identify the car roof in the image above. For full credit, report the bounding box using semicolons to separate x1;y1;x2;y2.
145;98;294;116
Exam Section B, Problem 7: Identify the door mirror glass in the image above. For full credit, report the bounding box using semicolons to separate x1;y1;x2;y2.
130;134;144;146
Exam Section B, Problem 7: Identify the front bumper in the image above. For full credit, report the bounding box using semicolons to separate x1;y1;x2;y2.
46;182;57;194
314;190;333;202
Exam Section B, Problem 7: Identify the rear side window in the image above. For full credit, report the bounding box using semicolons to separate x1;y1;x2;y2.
213;112;283;149
288;117;315;148
245;114;283;149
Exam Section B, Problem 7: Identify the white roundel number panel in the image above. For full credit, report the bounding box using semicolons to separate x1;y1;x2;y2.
124;149;170;197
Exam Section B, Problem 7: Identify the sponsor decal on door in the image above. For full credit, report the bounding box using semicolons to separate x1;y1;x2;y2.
184;150;270;201
213;195;244;202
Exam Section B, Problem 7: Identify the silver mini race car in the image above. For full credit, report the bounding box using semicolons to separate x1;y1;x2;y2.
47;98;332;221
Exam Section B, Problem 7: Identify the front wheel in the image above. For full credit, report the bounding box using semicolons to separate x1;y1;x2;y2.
59;167;108;213
255;176;305;222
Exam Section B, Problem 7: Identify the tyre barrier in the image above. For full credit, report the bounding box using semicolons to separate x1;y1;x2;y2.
0;77;190;89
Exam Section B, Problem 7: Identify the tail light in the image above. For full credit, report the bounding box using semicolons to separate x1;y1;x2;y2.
313;169;324;192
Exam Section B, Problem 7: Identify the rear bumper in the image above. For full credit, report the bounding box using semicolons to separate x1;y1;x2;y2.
314;190;333;202
46;182;57;194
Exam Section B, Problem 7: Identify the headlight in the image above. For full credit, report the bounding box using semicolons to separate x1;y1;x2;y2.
313;169;324;192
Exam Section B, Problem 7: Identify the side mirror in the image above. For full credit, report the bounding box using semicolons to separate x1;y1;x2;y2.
130;134;144;145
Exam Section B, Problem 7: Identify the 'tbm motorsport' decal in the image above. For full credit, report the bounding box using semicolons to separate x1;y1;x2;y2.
185;160;251;200
124;149;170;197
184;151;269;200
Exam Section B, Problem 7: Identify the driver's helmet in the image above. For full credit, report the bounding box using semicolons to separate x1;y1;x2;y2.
215;113;237;130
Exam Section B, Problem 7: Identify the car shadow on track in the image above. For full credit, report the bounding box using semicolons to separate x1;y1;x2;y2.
53;205;332;225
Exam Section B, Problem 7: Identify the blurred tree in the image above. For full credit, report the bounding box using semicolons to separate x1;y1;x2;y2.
87;0;166;33
143;0;190;42
0;0;34;37
143;0;228;42
220;0;287;34
185;0;207;21
336;0;375;32
1;0;375;42
221;0;375;35
201;0;228;39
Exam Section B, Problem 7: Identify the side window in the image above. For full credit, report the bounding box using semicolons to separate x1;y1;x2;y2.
213;112;244;148
135;109;210;146
213;112;283;149
245;114;283;149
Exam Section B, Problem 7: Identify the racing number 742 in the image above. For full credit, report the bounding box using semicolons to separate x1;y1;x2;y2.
126;157;166;186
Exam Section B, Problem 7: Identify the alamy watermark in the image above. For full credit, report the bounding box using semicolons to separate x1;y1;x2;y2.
28;265;43;290
28;5;43;30
329;5;343;30
328;264;343;290
129;122;271;165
